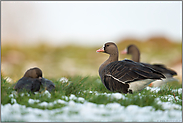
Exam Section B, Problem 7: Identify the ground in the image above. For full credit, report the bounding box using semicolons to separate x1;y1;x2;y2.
1;76;182;122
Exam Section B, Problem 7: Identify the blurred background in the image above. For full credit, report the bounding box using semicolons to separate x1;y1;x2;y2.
1;1;182;83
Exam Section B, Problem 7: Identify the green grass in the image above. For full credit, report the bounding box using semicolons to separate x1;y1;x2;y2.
1;74;182;112
1;40;181;81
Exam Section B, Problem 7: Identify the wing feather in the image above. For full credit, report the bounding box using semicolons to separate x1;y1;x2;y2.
104;59;165;84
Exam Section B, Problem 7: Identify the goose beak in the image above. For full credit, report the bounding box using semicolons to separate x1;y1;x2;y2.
96;47;104;53
149;83;153;87
121;48;127;54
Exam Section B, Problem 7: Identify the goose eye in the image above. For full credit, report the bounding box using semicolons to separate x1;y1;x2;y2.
106;44;109;47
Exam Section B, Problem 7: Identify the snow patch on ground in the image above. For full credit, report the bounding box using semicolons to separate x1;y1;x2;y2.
4;76;14;83
146;86;161;93
159;95;181;102
41;90;51;98
28;99;40;104
83;90;126;100
2;88;182;122
172;88;182;94
58;77;69;83
156;98;181;110
1;99;182;122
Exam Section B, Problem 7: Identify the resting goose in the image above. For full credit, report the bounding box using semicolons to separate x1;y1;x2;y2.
97;42;165;94
121;44;178;87
14;67;42;93
41;77;55;93
14;67;55;93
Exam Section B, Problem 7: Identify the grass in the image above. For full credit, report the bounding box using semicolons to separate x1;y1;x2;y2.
1;39;182;81
1;74;182;112
1;38;182;121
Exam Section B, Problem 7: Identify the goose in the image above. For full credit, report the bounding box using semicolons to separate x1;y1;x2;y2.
14;67;55;93
96;42;166;94
41;77;55;93
14;67;42;93
121;44;178;87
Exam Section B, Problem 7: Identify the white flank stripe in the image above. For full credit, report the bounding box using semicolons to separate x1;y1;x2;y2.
105;74;125;84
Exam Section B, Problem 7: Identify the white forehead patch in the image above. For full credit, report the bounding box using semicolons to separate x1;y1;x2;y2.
103;41;115;47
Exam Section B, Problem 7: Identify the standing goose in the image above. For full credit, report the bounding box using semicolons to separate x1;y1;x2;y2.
97;42;166;94
14;67;55;93
121;44;177;87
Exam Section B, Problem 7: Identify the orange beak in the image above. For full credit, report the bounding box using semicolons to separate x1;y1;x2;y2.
121;48;127;54
149;83;153;87
96;47;104;53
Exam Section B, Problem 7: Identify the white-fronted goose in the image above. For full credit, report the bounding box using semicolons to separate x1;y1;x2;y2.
121;44;178;87
14;67;55;93
97;42;165;94
14;67;42;93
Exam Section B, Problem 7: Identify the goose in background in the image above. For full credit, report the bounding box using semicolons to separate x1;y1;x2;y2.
121;44;178;87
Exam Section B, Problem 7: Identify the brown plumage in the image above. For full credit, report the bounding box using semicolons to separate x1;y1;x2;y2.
121;44;178;87
121;44;177;77
14;67;55;93
97;42;165;94
14;67;42;93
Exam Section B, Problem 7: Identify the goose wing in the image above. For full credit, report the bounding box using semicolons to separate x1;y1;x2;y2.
103;59;165;84
14;77;41;92
151;63;177;76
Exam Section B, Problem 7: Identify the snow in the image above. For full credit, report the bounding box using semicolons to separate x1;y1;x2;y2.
28;99;40;104
159;95;181;102
146;86;161;93
1;99;182;122
69;94;77;100
9;91;18;98
83;90;126;100
10;98;17;104
38;102;54;107
156;98;182;110
20;93;30;97
58;77;69;83
1;88;182;122
54;99;67;104
41;90;51;98
77;97;85;102
172;88;182;94
4;76;14;83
